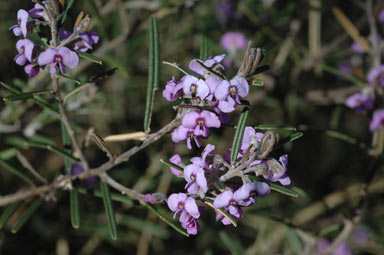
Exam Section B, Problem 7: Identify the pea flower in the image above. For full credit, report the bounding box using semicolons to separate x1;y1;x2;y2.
71;163;98;184
367;65;384;87
369;109;384;132
345;93;374;112
220;32;247;52
183;163;207;194
182;75;210;99
59;29;100;52
169;154;183;177
263;155;291;185
24;64;40;77
38;47;79;74
214;76;249;113
241;126;264;151
9;9;29;37
189;54;226;77
14;39;34;66
172;125;200;149
28;3;44;19
162;77;184;102
167;193;200;234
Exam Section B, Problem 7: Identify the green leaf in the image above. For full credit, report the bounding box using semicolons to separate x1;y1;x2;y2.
0;200;23;229
325;130;365;148
61;122;73;172
100;181;117;240
286;226;304;254
254;124;297;131
144;16;160;133
230;107;249;163
26;140;78;162
160;158;183;174
11;198;43;234
247;175;298;197
219;231;244;255
276;132;303;148
204;199;237;227
56;73;81;84
162;61;192;76
70;188;80;229
1;82;58;114
200;34;208;60
0;159;32;184
76;51;103;65
143;202;189;237
3;90;49;101
0;148;18;160
61;0;75;25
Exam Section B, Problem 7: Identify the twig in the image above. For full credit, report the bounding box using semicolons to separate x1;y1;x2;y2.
16;150;47;184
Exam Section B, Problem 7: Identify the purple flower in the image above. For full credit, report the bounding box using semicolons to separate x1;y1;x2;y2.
182;75;210;99
263;155;291;185
182;110;221;138
369;109;384;132
214;76;249;113
145;194;156;203
29;3;44;19
38;47;79;74
169;154;183;177
220;32;247;52
167;193;200;227
59;29;99;52
317;238;352;255
183;163;208;194
234;182;270;206
351;41;366;54
345;93;374;112
9;9;29;37
241;126;264;151
14;39;34;66
189;54;226;77
71;163;98;184
181;216;199;235
214;190;243;225
24;64;40;77
378;9;384;24
171;125;200;149
162;77;184;102
367;65;384;86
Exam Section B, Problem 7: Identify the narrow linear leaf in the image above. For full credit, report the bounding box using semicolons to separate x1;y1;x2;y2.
325;130;361;146
61;122;72;173
247;65;270;77
160;159;183;174
0;159;32;184
3;90;49;101
200;34;208;60
100;181;117;240
144;16;160;133
0;148;18;160
26;140;78;162
61;0;75;25
0;200;23;229
77;188;134;205
11;198;43;234
319;63;365;87
76;51;103;65
231;107;249;163
255;124;297;131
162;61;193;75
143;202;189;237
70;188;80;229
286;226;304;254
247;175;299;197
219;231;244;255
56;73;81;84
204;200;237;227
89;67;118;82
276;132;303;148
1;82;58;114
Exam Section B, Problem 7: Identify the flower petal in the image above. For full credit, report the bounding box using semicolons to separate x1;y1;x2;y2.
182;111;200;129
59;47;79;69
215;80;230;100
213;190;233;208
201;110;221;128
38;48;56;66
184;197;200;218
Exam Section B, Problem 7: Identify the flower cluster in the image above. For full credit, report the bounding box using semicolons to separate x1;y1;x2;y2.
163;125;290;234
10;3;99;77
163;54;250;149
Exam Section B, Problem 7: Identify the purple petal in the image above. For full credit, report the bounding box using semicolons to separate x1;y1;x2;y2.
379;9;384;24
241;126;256;150
196;169;208;193
254;182;271;196
370;109;384;132
213;190;233;208
167;193;186;212
184;197;200;218
196;79;209;99
14;53;27;66
185;182;199;194
233;183;254;201
367;65;384;85
189;59;204;76
205;75;222;94
17;9;29;20
59;47;79;69
59;29;72;41
182;75;199;95
201;144;215;162
218;99;235;113
221;32;247;51
201;110;221;128
24;64;39;77
171;126;189;143
182;111;200;129
50;63;57;74
183;164;199;182
169;154;183;177
231;76;249;97
215;80;230;100
38;48;56;66
20;20;28;38
145;194;155;203
278;174;291;185
24;40;34;62
10;25;22;36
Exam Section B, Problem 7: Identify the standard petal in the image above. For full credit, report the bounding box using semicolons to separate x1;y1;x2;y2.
182;111;200;129
167;193;186;212
17;9;29;20
189;59;204;76
201;110;221;128
182;75;199;95
196;169;208;193
278;174;291;186
196;79;209;99
241;126;255;150
171;126;189;143
59;47;79;69
367;65;384;84
218;100;235;113
214;80;230;100
234;183;254;202
186;182;199;194
24;40;34;62
183;164;198;182
38;48;56;66
20;20;28;37
184;197;200;218
213;190;233;208
14;53;27;66
254;182;271;196
231;76;249;97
